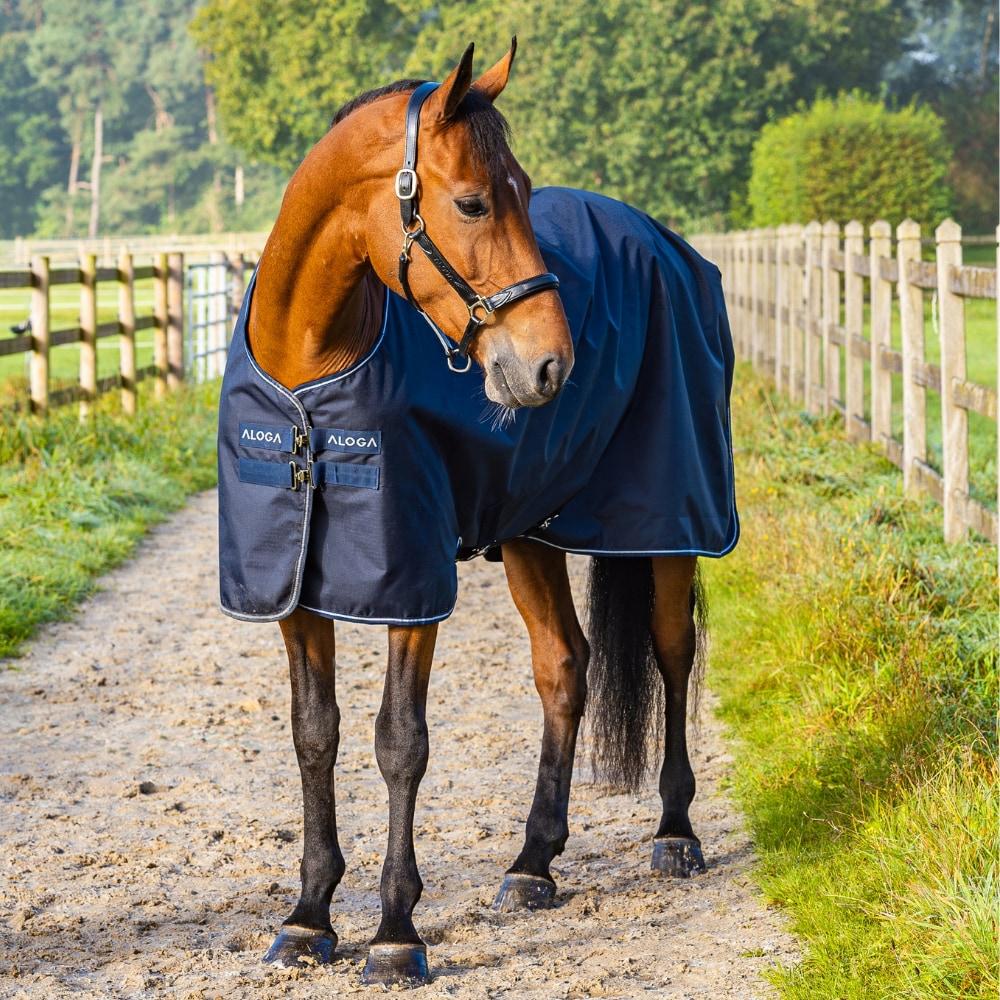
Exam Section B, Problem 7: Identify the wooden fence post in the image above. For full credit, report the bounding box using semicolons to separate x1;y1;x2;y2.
787;224;804;403
897;219;925;496
804;221;822;413
737;232;748;360
29;255;50;415
763;227;777;377
935;218;968;542
774;226;787;394
748;229;760;369
154;252;169;397
843;221;865;440
869;221;893;456
821;220;841;416
118;248;137;416
79;253;97;418
167;252;184;388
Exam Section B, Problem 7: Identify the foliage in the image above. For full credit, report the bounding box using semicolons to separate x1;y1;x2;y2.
886;0;998;233
0;5;67;236
0;381;219;659
193;0;913;230
706;367;997;997
748;93;952;228
0;0;282;239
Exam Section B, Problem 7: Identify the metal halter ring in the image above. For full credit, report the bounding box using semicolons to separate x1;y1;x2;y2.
401;214;425;254
446;348;473;374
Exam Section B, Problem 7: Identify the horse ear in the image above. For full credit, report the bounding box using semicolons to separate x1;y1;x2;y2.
473;37;517;103
428;43;476;122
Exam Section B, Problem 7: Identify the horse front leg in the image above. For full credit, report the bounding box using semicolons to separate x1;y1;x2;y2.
649;555;706;877
264;609;343;967
362;623;437;987
494;540;588;912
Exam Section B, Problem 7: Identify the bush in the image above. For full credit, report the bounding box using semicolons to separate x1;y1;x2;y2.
748;93;952;228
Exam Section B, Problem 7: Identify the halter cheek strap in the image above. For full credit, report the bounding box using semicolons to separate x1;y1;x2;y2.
395;82;560;373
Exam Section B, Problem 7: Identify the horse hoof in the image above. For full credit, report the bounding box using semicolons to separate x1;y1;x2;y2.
651;836;707;877
361;943;430;987
492;873;557;912
262;924;338;968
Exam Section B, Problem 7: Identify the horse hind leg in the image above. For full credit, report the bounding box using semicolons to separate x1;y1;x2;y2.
263;609;343;968
362;623;437;987
493;540;588;912
649;555;706;877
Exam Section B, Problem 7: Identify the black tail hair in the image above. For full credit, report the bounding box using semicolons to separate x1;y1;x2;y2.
585;557;707;792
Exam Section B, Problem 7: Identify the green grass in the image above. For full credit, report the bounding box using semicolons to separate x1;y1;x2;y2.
0;379;219;659
706;365;998;998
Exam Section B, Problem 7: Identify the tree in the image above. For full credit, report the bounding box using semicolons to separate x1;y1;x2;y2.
0;6;66;237
886;0;998;232
194;0;917;229
190;0;433;171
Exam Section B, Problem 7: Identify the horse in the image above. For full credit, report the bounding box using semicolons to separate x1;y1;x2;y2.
216;39;737;987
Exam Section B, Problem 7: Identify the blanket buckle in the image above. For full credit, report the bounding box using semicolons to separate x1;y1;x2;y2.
289;460;316;491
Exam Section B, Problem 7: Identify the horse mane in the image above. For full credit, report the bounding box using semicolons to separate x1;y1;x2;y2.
331;79;513;185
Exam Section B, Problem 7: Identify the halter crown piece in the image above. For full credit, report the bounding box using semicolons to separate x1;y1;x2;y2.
395;82;561;373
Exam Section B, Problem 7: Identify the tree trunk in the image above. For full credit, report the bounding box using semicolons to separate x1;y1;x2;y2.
65;111;82;237
204;86;223;232
87;104;103;240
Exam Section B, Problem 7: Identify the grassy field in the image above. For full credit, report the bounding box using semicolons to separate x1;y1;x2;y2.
706;365;997;998
0;380;219;659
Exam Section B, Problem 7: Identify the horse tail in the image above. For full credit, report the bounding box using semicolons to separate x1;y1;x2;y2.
585;556;707;792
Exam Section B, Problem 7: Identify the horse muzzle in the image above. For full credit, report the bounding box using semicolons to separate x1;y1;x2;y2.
484;348;572;409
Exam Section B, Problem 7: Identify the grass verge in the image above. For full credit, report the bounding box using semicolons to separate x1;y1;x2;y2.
0;382;219;659
705;365;998;999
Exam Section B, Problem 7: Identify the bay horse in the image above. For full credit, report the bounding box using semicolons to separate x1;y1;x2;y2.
217;40;737;986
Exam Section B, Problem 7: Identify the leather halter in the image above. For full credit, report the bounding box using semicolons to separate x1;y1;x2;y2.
395;82;560;373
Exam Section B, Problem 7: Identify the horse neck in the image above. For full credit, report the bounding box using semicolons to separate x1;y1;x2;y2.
248;138;384;389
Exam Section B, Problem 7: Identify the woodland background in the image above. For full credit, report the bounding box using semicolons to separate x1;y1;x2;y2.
0;0;996;239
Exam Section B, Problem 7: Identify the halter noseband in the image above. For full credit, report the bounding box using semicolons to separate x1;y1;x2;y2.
395;82;560;373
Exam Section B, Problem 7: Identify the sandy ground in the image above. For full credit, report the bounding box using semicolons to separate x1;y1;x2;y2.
0;490;796;999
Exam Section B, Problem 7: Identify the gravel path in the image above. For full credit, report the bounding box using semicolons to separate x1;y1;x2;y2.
0;490;795;999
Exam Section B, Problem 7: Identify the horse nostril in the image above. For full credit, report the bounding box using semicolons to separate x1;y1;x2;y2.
535;355;565;398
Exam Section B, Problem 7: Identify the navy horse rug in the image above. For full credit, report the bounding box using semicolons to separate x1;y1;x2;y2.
217;187;739;625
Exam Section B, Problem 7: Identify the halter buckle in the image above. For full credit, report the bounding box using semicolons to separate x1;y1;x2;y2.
394;168;418;200
467;295;494;324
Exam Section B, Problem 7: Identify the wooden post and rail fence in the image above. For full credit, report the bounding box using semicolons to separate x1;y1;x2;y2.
0;241;261;418
693;220;998;545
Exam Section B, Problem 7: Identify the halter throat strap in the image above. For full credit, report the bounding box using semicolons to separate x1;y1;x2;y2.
395;82;560;373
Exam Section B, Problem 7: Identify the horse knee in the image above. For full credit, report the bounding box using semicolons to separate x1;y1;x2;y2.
374;709;429;785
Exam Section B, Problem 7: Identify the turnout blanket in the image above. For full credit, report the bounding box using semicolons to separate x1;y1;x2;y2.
218;187;739;625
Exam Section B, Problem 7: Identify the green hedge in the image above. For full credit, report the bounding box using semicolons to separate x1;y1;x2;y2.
748;93;952;228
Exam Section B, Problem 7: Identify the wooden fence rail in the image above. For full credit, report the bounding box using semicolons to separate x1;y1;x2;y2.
693;219;998;545
0;245;261;418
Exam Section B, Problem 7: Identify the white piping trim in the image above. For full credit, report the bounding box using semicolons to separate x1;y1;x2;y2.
296;601;456;626
242;348;314;622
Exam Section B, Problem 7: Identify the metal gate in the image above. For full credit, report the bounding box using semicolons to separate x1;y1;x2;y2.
185;256;231;383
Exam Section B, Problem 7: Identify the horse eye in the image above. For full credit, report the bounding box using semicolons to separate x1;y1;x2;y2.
454;196;488;218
